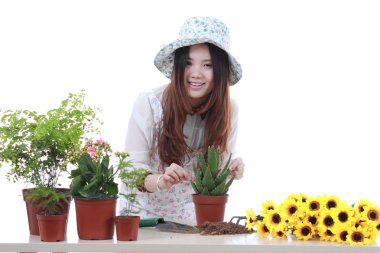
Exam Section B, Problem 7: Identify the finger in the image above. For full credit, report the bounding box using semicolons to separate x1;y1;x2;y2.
163;174;178;184
169;163;190;181
167;171;180;182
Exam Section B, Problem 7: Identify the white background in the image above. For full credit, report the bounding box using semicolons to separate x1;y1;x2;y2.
1;0;379;229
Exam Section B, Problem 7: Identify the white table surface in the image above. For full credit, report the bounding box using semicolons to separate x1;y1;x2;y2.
0;223;379;253
0;196;379;253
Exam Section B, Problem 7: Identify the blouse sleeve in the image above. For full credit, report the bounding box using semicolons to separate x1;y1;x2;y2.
124;92;154;170
227;99;239;158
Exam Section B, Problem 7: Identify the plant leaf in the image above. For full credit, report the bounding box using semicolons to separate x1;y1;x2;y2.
207;146;218;178
202;167;216;192
223;177;234;195
210;181;225;196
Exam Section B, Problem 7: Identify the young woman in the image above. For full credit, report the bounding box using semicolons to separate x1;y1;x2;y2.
120;17;245;224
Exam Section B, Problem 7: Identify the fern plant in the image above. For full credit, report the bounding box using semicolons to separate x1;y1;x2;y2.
0;90;101;187
28;185;70;216
191;146;234;196
119;168;150;216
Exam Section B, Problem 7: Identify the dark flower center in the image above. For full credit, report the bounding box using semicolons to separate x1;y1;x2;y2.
376;224;380;231
324;216;334;227
289;206;297;214
264;225;269;232
249;218;254;223
268;206;274;210
310;202;319;211
338;212;348;222
301;227;311;236
368;210;378;221
359;205;365;212
327;200;337;209
326;229;333;236
272;214;281;224
302;197;307;203
308;216;317;225
340;231;348;241
352;232;364;242
277;231;284;237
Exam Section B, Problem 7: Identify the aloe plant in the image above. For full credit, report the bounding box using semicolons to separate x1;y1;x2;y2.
191;146;234;196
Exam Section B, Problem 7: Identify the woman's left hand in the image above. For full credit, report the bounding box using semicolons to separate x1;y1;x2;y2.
229;158;245;180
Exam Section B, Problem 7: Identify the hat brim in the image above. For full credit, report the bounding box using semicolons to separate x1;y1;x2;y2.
154;38;242;85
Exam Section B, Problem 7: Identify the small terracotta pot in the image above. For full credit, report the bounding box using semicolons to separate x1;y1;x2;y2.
37;214;67;242
74;198;117;240
192;194;228;226
23;188;71;235
115;216;140;241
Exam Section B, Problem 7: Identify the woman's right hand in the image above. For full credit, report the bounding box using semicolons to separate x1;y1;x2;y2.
158;163;191;190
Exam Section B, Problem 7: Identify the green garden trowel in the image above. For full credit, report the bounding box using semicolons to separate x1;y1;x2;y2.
140;218;199;234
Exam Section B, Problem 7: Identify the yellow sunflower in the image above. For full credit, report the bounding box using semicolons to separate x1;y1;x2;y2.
264;209;285;227
322;195;341;210
270;222;288;239
330;205;355;226
256;220;270;237
318;228;336;242
285;193;309;204
362;204;380;224
294;221;315;241
279;198;299;223
334;227;349;244
245;208;257;231
317;211;336;231
346;226;371;245
260;200;276;216
303;196;323;214
305;213;319;227
354;199;373;214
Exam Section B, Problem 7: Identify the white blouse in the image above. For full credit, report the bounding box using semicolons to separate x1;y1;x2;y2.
119;84;239;225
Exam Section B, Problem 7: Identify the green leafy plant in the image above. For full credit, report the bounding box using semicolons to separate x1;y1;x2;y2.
119;168;150;216
28;185;70;216
191;146;234;196
0;90;101;187
69;139;134;199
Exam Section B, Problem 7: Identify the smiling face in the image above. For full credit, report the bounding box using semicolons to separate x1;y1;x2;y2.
184;43;214;107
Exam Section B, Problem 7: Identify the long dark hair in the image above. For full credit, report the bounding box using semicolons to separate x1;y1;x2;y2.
158;43;231;167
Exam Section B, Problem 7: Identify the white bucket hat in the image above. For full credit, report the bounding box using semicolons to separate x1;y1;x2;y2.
154;16;242;85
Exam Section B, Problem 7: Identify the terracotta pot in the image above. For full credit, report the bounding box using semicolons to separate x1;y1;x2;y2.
192;194;228;226
115;216;140;241
74;198;116;240
37;214;67;242
23;188;71;235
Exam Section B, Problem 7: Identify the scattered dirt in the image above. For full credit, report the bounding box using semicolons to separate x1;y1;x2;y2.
197;221;253;235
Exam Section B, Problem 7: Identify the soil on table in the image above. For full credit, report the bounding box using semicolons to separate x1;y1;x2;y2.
197;221;253;235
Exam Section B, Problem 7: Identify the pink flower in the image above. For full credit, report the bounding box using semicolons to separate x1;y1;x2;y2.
89;151;96;158
96;138;105;145
87;147;95;153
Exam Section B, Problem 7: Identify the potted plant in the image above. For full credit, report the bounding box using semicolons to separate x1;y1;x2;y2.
115;168;150;241
0;90;100;235
28;185;71;242
191;146;234;226
69;139;133;240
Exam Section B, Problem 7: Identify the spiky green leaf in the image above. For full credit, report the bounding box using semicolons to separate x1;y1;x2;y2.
210;181;225;196
202;167;216;192
201;187;210;195
198;154;207;175
223;177;234;195
207;146;218;178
